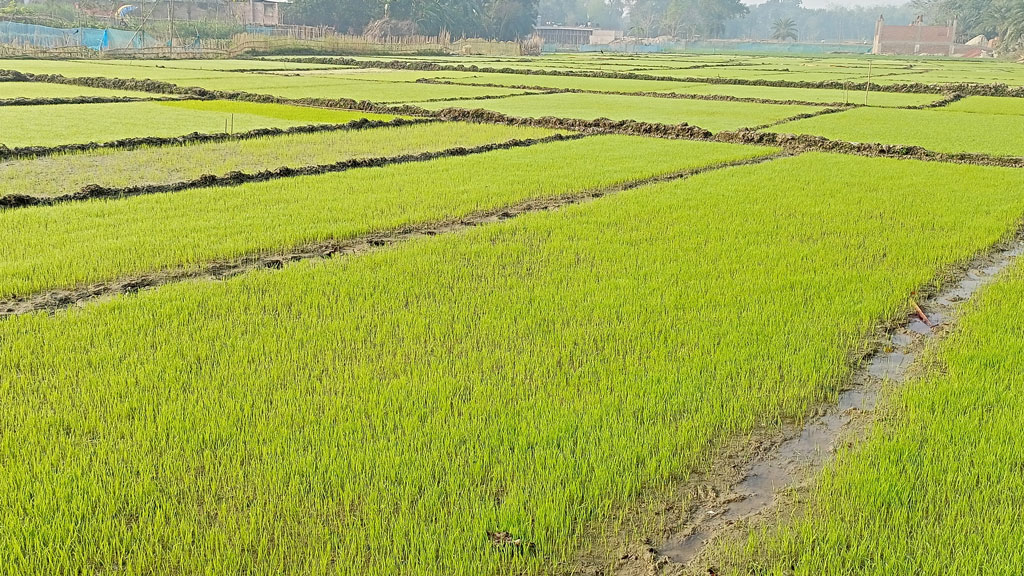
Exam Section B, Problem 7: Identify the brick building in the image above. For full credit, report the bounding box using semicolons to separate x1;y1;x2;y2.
872;15;958;56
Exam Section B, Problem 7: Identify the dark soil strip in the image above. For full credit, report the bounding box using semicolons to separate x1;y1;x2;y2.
906;91;968;110
652;230;1024;573
0;152;787;319
0;95;180;107
0;70;214;98
714;130;1024;168
0;133;581;210
0;117;435;161
737;106;851;132
274;57;1024;98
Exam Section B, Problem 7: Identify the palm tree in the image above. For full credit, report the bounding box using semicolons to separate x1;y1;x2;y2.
985;0;1024;55
771;17;797;42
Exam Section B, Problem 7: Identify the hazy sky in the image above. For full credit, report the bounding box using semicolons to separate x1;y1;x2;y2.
743;0;908;7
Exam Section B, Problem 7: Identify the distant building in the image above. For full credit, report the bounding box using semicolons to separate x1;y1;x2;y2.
535;25;622;47
873;15;960;56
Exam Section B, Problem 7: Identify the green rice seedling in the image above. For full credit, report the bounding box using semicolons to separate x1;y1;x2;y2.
708;258;1024;574
2;153;1024;575
156;99;396;123
0;136;774;298
413;92;819;132
943;95;1024;116
657;83;941;107
435;72;702;93
0;122;562;199
771;107;1024;157
0;101;394;148
185;74;537;102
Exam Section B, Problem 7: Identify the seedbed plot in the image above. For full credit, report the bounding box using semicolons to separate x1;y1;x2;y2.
413;92;820;132
0;122;562;201
657;83;941;107
269;68;483;82
120;59;343;71
0;59;239;82
0;101;395;149
157;100;396;123
4;154;1024;575
0;136;773;299
407;72;700;94
943;95;1024;116
0;81;160;100
188;74;538;102
872;69;1024;86
714;257;1024;574
771;107;1024;157
652;67;871;82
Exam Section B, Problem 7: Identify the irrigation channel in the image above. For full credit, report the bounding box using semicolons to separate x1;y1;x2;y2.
593;230;1024;575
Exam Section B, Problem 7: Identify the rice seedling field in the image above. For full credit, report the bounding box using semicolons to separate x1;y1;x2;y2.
770;107;1024;157
0;81;159;100
413;92;819;131
0;122;559;200
2;51;1024;576
427;72;939;107
0;101;395;148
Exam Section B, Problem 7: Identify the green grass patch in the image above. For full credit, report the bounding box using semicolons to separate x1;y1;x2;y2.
0;136;773;298
3;153;1024;574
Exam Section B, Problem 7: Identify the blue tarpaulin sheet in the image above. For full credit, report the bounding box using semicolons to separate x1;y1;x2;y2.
0;20;155;50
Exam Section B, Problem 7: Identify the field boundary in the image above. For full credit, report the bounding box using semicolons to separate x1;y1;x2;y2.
0;95;182;107
0;151;787;318
0;133;582;210
714;130;1024;168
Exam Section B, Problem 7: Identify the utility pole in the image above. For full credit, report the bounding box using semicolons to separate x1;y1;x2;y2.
168;0;174;54
864;60;872;105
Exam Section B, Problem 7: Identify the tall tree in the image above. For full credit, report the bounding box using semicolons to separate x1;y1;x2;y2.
771;17;798;41
629;0;746;38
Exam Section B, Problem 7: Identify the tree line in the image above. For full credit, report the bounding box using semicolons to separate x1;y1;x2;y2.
285;0;1024;53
